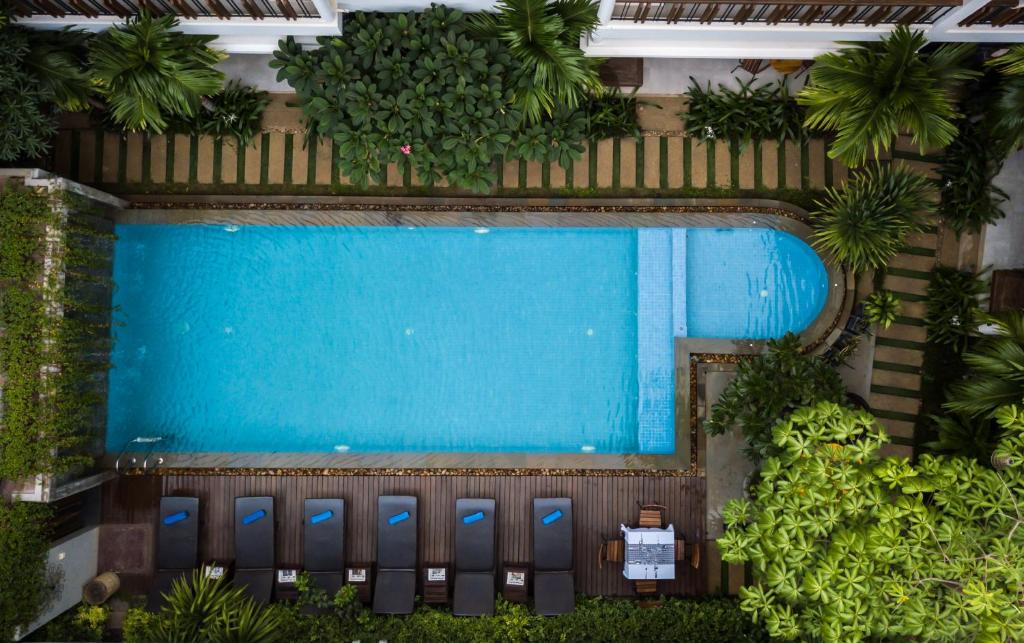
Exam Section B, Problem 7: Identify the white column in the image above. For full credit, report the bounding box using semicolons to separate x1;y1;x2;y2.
597;0;616;25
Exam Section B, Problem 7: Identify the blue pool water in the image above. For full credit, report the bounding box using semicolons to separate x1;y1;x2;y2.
106;225;827;454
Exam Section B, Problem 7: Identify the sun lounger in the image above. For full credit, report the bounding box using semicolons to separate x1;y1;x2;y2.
146;496;199;611
533;497;574;615
304;498;345;597
373;495;418;615
453;498;496;616
234;496;275;604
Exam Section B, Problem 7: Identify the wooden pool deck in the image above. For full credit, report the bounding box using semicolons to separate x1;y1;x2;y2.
99;472;707;598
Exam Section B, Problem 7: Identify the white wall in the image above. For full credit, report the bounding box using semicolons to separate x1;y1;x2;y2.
982;150;1024;271
15;527;100;641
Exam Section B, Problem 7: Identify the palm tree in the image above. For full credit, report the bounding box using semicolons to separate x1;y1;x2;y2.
810;163;934;274
945;312;1024;418
24;28;93;112
798;26;977;167
470;0;602;123
987;45;1024;152
89;13;224;133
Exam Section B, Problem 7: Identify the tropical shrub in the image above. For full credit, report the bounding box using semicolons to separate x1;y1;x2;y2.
720;401;1024;642
127;571;287;643
810;163;934;274
0;187;111;478
174;80;269;146
89;13;225;133
583;88;642;139
278;583;766;643
988;45;1024;151
0;26;60;161
34;604;109;642
924;266;988;352
945;311;1024;418
681;77;805;147
0;502;52;641
923;412;1001;464
863;289;900;329
469;0;602;123
23;28;92;113
798;26;977;166
704;332;847;460
938;115;1009;235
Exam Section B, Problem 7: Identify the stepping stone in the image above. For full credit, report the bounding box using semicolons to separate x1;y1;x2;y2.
874;345;925;367
905;231;938;249
876;416;915;439
869;392;922;416
880;443;914;459
889;252;936;272
879;322;927;343
884;275;930;297
871;368;921;391
619;138;636;188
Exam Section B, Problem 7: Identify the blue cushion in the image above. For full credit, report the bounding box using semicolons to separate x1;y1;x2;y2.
310;510;333;525
542;510;562;525
242;509;267;525
462;511;485;525
163;511;189;526
388;511;410;525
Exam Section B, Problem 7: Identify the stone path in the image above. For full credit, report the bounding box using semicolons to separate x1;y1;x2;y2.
868;139;945;459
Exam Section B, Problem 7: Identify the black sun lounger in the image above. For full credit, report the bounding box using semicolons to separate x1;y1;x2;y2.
533;497;574;616
453;498;496;616
146;496;200;611
373;495;418;615
304;498;346;597
233;496;275;604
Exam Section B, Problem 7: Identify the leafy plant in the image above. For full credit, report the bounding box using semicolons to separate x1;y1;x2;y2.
583;88;642;139
923;412;1001;464
810;163;934;274
89;13;225;133
924;266;988;352
987;45;1024;150
36;603;109;642
175;80;269;146
469;0;602;123
863;289;900;329
798;26;977;166
945;311;1024;418
682;77;805;147
0;502;52;641
23;28;92;113
134;570;286;643
704;332;847;460
0;26;59;161
938;116;1009;235
720;401;1024;642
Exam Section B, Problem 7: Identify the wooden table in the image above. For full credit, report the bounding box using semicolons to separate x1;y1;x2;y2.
422;564;449;605
502;563;529;603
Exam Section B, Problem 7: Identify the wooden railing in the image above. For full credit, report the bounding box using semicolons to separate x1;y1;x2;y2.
612;1;961;26
11;0;322;20
959;0;1024;26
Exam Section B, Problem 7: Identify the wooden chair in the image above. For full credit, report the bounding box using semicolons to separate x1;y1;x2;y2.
675;539;701;569
638;503;666;528
597;538;624;569
732;58;770;75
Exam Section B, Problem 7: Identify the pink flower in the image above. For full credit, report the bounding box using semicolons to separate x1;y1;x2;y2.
400;144;412;156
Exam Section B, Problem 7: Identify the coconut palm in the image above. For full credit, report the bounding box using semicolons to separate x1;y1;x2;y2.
89;13;224;133
798;26;977;167
945;312;1024;418
810;163;934;274
470;0;602;123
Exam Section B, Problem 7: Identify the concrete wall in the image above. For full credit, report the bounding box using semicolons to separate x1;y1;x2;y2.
982;149;1024;271
16;527;100;641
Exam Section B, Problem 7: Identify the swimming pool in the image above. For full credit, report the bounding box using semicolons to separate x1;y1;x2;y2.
106;224;827;455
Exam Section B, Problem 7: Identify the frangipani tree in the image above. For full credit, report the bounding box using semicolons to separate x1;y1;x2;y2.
719;402;1024;642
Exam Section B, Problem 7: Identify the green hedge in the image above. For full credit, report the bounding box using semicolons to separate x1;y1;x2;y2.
0;502;52;641
0;186;113;479
124;595;765;643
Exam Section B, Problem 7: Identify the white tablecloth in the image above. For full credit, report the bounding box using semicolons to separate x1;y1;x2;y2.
620;524;675;580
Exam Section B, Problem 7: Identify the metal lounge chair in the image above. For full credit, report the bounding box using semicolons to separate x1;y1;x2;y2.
233;496;275;604
453;498;496;616
373;495;418;614
304;498;346;598
146;496;199;611
532;497;574;615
